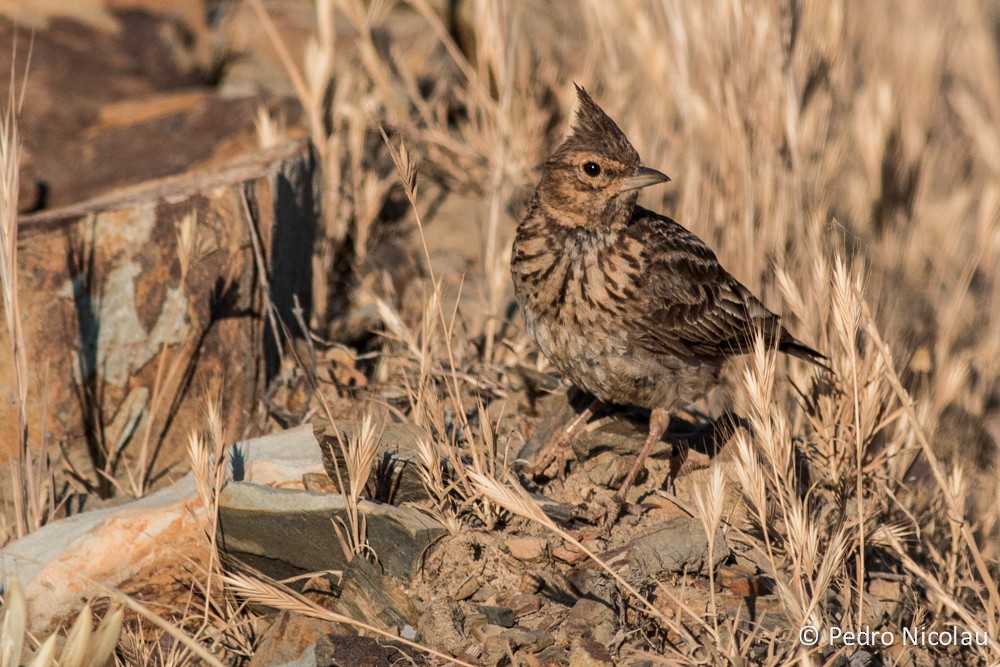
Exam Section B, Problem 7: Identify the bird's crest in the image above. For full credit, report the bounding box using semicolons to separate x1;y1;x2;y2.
561;84;640;165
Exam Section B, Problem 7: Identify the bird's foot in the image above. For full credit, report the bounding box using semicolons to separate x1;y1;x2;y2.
529;397;604;480
599;494;627;536
570;494;628;540
530;435;576;479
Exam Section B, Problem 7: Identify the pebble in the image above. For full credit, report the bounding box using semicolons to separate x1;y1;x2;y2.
552;544;587;565
506;537;547;561
477;605;516;628
454;575;481;600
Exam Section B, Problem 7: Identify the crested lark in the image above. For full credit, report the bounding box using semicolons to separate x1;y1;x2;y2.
512;85;827;523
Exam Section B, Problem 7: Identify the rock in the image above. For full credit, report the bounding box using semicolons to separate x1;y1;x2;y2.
484;627;554;656
868;577;904;620
531;494;577;527
573;417;666;461
505;537;547;562
569;638;615;666
313;419;433;505
1;140;318;483
584;450;631;488
477;605;516;628
564;579;617;646
717;564;769;597
334;557;420;632
463;612;489;636
0;475;205;632
468;621;505;644
516;390;595;464
217;482;445;581
248;612;339;667
471;583;498;603
535;645;572;664
0;7;216;209
552;544;587;565
453;575;482;600
623;517;729;577
571;518;728;589
230;424;325;487
417;598;466;656
507;593;542;618
0;425;343;632
671;454;746;525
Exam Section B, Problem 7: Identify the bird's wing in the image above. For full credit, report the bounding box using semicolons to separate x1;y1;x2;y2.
627;210;784;361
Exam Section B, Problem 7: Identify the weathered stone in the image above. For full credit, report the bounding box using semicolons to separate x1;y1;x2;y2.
0;475;205;632
313;419;432;505
0;425;336;632
317;634;430;667
477;605;516;628
718;564;768;597
583;450;631;488
230;424;324;487
505;537;546;562
552;544;586;565
217;482;445;580
248;611;339;667
453;575;482;600
672;454;746;525
624;517;729;577
573;417;673;461
334;557;420;632
516;390;593;464
564;579;617;646
485;627;554;654
506;592;542;618
0;7;216;208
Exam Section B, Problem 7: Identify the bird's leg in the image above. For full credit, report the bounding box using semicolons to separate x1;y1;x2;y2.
532;398;604;478
601;407;671;532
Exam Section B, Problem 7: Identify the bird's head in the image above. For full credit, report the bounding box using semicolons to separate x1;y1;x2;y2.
537;85;669;229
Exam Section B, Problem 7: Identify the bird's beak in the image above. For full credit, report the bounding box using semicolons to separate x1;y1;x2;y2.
619;166;671;192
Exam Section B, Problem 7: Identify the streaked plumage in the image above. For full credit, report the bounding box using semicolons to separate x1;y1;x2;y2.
512;85;826;519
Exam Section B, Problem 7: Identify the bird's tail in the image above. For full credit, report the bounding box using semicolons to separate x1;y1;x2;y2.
778;332;831;372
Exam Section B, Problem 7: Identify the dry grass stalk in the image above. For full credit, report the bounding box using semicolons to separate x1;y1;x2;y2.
0;53;50;539
329;412;381;561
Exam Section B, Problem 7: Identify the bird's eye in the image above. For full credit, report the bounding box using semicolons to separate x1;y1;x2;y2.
583;162;601;177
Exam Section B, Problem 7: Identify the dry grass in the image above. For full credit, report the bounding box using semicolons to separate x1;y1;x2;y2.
3;0;1000;664
322;0;1000;662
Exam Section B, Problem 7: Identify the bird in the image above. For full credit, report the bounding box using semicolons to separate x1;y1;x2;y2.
511;85;827;527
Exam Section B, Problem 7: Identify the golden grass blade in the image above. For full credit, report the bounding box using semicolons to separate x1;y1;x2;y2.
25;635;56;667
89;606;123;667
0;579;26;667
58;603;93;667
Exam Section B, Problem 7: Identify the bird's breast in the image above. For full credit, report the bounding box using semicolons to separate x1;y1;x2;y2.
513;226;644;372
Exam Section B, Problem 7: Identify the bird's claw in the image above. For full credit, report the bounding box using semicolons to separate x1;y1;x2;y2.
600;494;627;535
530;436;576;479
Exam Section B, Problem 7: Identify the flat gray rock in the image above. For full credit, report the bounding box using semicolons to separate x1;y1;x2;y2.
218;482;445;580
